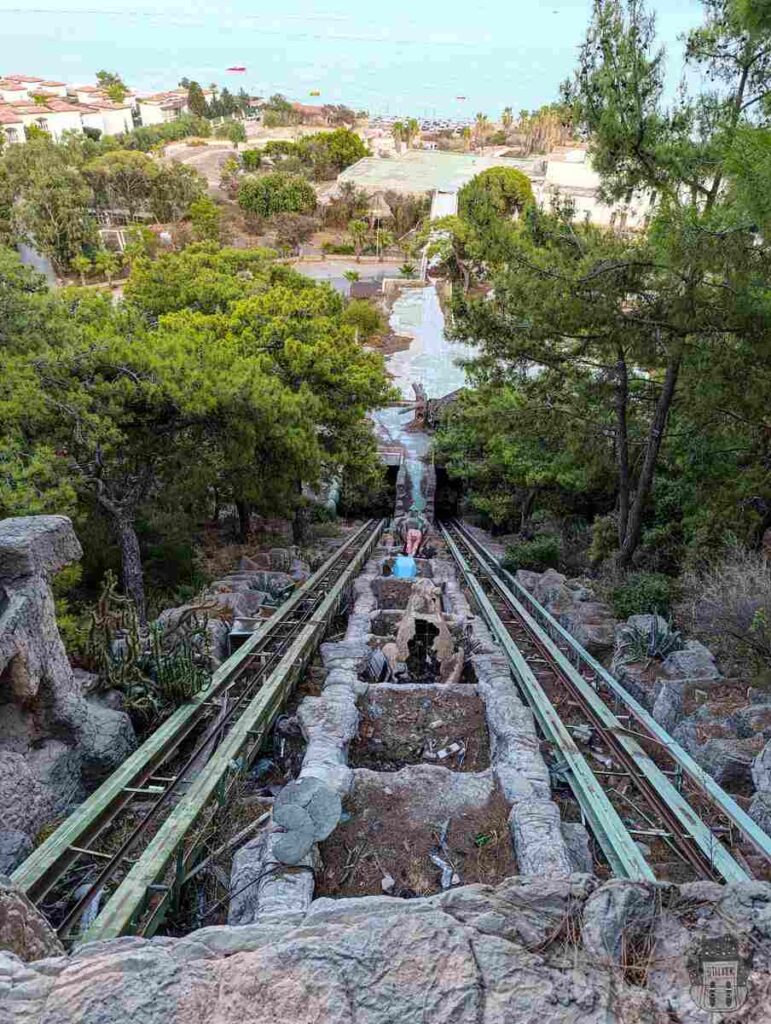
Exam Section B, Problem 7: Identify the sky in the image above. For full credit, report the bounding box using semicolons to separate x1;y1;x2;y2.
0;0;705;117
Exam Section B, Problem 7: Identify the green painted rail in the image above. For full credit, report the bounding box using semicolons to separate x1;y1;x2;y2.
449;521;755;882
12;518;381;906
441;523;654;880
79;518;384;942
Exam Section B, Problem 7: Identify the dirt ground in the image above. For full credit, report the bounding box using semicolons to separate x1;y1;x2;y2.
317;784;516;899
349;688;489;772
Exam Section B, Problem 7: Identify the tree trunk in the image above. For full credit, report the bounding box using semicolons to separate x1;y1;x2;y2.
614;349;630;547
113;514;146;623
617;346;683;568
520;489;537;533
235;499;251;542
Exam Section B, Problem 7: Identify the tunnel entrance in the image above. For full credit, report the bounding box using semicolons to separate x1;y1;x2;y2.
434;467;461;520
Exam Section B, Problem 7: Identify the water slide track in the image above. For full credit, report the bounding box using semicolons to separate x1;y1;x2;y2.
13;518;384;942
441;520;771;884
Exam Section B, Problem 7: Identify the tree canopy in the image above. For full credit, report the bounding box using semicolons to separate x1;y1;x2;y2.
434;0;771;574
1;244;391;617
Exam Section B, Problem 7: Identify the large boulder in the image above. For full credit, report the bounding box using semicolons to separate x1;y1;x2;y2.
0;515;136;837
0;876;64;962
0;830;32;874
7;876;771;1024
530;570;616;657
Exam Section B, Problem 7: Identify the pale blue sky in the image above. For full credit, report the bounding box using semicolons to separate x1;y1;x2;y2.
0;0;704;117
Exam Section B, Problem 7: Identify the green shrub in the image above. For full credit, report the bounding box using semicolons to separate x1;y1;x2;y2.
612;572;675;618
238;172;316;217
501;534;560;572
321;241;356;255
342;299;384;339
589;513;618;564
241;148;262;171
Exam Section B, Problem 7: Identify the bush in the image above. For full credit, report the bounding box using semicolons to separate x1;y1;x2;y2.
238;172;316;218
241;148;262;171
321;241;355;255
502;534;561;572
611;572;675;619
678;542;771;674
342;299;384;339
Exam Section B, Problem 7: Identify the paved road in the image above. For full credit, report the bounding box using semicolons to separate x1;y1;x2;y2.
294;259;399;295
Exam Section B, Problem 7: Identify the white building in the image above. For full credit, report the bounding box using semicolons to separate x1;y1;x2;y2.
537;145;653;231
3;99;84;141
37;80;68;98
0;106;24;144
137;90;190;125
80;100;134;137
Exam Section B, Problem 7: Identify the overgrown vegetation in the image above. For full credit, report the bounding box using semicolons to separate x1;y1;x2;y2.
0;243;392;620
432;0;771;682
502;535;561;573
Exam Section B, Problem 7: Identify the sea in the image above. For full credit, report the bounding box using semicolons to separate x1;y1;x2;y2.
3;0;702;120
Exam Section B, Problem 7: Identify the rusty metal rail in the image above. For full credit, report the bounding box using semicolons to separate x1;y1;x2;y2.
442;520;761;884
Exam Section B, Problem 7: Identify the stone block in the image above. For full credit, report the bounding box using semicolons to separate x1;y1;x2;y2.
0;516;81;580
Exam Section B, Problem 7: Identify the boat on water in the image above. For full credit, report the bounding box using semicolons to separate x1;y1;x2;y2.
227;66;247;72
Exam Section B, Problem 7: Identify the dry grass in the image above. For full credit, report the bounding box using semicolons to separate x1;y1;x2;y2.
677;542;771;679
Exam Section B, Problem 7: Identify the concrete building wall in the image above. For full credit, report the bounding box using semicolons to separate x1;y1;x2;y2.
82;106;133;136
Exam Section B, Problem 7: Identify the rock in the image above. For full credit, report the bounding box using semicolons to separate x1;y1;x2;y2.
0;877;64;961
735;704;771;740
509;797;573;878
515;569;540;593
697;738;759;787
228;828;319;925
269;547;292;572
0;515;81;579
750;790;771;834
752;738;771;792
658;640;721;682
240;553;270;571
561;822;593;874
0;515;136;837
289;557;311;582
16;875;771;1024
581;880;660;964
0;830;32;874
0;752;51;834
530;569;616;657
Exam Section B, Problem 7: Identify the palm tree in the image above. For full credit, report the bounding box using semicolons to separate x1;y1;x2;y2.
399;262;416;278
71;254;92;287
348;219;369;262
343;269;360;282
391;121;405;152
405;117;420;149
93;248;121;286
473;112;490;151
376;229;394;260
461;126;472;152
501;106;514;132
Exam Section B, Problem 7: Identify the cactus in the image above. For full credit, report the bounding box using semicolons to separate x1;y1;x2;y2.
86;571;211;725
618;616;685;665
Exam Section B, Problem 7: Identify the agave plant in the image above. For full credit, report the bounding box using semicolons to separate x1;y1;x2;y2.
618;616;685;666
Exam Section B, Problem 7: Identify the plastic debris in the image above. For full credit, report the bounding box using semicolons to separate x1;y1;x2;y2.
569;724;594;744
437;742;462;760
430;854;459;890
381;873;396;893
251;758;275;779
